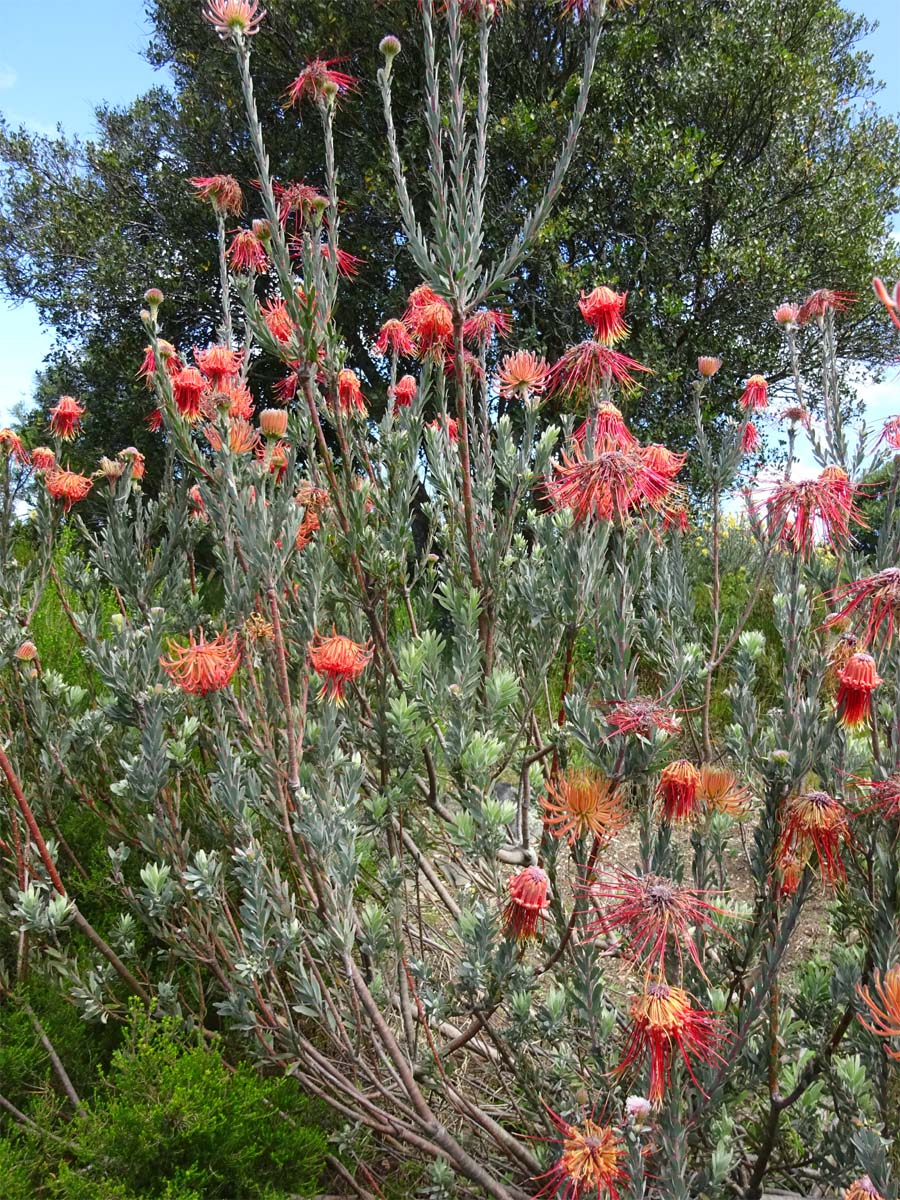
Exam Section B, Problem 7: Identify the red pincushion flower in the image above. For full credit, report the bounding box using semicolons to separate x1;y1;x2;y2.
857;966;900;1062
835;652;882;726
825;568;900;647
317;243;365;279
778;790;851;888
497;350;550;400
547;444;676;524
202;0;265;39
45;469;93;512
227;228;268;274
0;428;29;464
550;341;651;399
160;629;241;696
427;415;459;443
797;288;855;325
767;469;864;558
780;404;812;429
403;284;441;317
221;382;255;421
616;980;725;1104
308;629;373;704
865;773;900;821
462;308;511;350
573;402;636;452
49;396;85;442
641;443;686;478
390;375;418;407
373;318;416;358
603;697;681;740
533;1107;626;1200
261;297;297;346
405;299;453;354
739;375;769;412
190;174;243;215
541;769;626;845
30;446;56;472
119;447;145;480
880;415;900;451
578;286;628;345
139;340;182;385
662;503;690;535
195;346;243;390
336;369;367;416
172;367;207;422
274;181;328;230
286;58;357;106
503;866;550;941
583;870;726;977
656;760;702;824
742;421;760;453
146;408;164;433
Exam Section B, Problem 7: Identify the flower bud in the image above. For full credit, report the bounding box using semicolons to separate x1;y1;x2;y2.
697;355;722;378
14;641;38;662
260;408;289;439
252;218;272;242
144;288;164;311
322;79;339;103
379;35;401;63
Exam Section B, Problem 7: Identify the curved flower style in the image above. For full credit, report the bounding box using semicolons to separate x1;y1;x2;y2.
549;341;651;399
49;396;85;442
778;790;851;887
497;349;550;400
0;428;29;464
616;980;725;1104
698;765;751;817
603;696;681;740
503;866;550;941
767;468;864;558
534;1107;626;1200
857;966;900;1061
202;0;266;39
541;768;625;845
286;59;357;106
825;568;900;647
45;469;92;512
835;652;882;727
308;630;373;705
547;444;676;524
160;629;241;696
190;174;243;215
583;870;726;977
463;308;511;350
578;286;628;345
873;277;900;331
739;375;768;412
373;318;416;358
227;228;268;274
656;760;702;823
797;287;855;325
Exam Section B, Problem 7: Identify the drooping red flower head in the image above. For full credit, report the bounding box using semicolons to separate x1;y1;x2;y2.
427;415;460;443
30;446;56;472
402;283;441;316
194;346;243;391
503;866;550;942
119;447;145;480
49;396;85;442
285;58;357;106
549;341;651;399
857;966;900;1062
835;652;882;727
260;297;297;346
541;769;626;845
533;1107;626;1200
139;340;182;386
405;298;454;354
336;369;367;416
774;848;805;901
317;243;365;279
656;760;702;823
825;568;900;647
45;469;93;512
190;174;243;215
146;408;164;433
274;180;328;230
583;870;727;978
797;288;855;325
873;277;900;331
662;503;690;535
187;485;206;520
697;355;722;378
778;790;851;888
844;1177;886;1200
579;286;628;345
739;375;768;412
373;318;416;358
390;374;418;407
463;308;512;350
742;421;760;453
308;629;373;704
573;402;636;452
547;444;676;524
221;381;255;421
202;0;265;39
604;696;681;741
767;469;865;558
160;629;241;696
172;367;207;422
497;349;551;400
772;302;800;327
641;444;686;478
616;980;725;1105
880;415;900;451
295;508;321;551
865;773;900;821
228;228;268;274
0;428;29;464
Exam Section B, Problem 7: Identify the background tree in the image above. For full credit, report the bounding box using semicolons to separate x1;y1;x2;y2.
2;0;899;490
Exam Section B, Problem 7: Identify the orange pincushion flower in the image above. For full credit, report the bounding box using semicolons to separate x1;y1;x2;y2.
773;302;800;326
616;980;725;1104
503;866;550;941
406;299;453;353
857;965;900;1061
778;790;851;887
844;1178;885;1200
579;286;628;345
160;629;241;696
49;396;85;441
31;446;56;471
739;375;768;412
308;629;373;704
373;318;416;358
534;1107;626;1200
14;641;39;662
190;174;243;215
547;444;676;524
656;760;702;823
697;356;722;377
260;408;288;439
825;568;900;647
45;469;92;512
640;444;685;478
573;402;636;451
336;369;367;416
541;768;625;845
221;381;255;421
497;349;550;400
172;367;207;422
698;765;751;817
583;870;726;977
662;503;690;535
202;0;265;38
195;346;243;390
204;418;261;455
390;375;418;407
835;652;882;727
261;297;297;345
774;848;805;900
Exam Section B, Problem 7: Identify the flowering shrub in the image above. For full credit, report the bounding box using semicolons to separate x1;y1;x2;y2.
2;1;900;1197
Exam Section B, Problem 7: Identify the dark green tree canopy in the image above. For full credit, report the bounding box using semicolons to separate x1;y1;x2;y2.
2;0;899;486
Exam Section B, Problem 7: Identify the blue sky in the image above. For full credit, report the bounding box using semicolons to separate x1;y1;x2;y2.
0;0;899;434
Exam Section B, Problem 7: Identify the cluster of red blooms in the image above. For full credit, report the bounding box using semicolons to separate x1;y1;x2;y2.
776;790;852;889
765;466;864;557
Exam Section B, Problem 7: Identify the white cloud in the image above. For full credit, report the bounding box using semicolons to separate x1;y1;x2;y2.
0;64;16;90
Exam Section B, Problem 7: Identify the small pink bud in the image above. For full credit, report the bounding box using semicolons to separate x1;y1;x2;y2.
15;641;38;662
379;35;401;61
252;218;272;242
144;288;164;309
